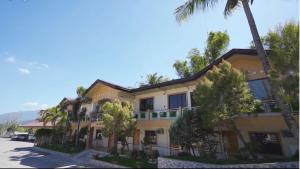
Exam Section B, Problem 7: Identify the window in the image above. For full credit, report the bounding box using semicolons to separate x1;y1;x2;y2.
248;80;269;100
169;93;187;109
145;131;157;145
140;98;154;111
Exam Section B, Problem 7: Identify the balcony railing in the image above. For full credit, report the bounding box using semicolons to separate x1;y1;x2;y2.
135;107;200;120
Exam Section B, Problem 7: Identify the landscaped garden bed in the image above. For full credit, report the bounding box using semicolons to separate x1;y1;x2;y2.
93;155;157;168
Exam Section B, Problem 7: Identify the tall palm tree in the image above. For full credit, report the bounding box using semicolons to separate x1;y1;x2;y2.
75;86;86;147
175;0;298;139
41;106;67;143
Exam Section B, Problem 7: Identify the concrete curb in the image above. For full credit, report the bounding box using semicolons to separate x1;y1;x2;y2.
32;146;74;158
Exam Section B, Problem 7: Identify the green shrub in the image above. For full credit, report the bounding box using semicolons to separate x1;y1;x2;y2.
35;128;53;137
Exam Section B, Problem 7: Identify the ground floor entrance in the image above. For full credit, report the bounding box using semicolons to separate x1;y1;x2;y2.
249;132;283;155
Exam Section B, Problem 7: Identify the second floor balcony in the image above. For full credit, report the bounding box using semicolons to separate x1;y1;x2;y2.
134;100;292;121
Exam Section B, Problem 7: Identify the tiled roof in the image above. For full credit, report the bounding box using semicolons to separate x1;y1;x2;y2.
21;120;53;127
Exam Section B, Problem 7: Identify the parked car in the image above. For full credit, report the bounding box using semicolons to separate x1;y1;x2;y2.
28;134;36;142
11;134;28;141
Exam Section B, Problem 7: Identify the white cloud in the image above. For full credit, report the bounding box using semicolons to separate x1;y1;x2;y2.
22;102;39;107
18;68;31;75
41;104;49;110
22;102;50;110
5;56;16;63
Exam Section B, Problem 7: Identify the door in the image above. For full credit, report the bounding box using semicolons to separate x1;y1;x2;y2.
133;129;140;145
87;127;94;148
222;131;239;156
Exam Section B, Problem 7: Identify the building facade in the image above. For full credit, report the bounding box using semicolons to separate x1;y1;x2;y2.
67;49;298;157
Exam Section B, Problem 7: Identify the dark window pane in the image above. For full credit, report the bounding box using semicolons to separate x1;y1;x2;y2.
169;93;187;109
248;80;268;100
140;98;154;111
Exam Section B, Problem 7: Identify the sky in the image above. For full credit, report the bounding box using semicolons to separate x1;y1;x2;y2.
0;0;298;114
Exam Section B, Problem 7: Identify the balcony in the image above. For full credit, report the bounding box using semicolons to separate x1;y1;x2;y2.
135;107;200;120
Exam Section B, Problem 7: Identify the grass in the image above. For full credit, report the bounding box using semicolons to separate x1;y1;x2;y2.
165;156;298;165
40;144;83;154
94;155;157;168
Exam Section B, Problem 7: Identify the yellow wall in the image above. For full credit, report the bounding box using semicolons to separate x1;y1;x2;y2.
227;54;267;80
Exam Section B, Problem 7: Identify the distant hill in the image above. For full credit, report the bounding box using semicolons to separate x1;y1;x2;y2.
0;110;40;124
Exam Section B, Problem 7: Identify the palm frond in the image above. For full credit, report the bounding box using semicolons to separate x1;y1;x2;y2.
175;0;220;23
224;0;240;17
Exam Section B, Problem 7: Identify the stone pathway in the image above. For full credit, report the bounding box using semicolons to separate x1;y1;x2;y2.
158;157;299;168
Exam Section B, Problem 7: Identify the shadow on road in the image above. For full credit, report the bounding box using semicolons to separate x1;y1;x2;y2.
9;147;82;168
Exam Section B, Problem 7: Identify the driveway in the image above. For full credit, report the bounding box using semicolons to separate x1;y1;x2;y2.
0;138;86;168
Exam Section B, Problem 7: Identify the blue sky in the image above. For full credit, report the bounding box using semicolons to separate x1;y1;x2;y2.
0;0;298;114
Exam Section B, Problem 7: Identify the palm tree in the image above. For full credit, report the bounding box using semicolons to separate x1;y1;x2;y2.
41;106;67;143
75;86;86;147
175;0;298;139
140;73;169;86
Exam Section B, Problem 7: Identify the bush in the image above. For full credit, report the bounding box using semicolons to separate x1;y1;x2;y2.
178;151;191;157
35;128;53;146
35;128;53;137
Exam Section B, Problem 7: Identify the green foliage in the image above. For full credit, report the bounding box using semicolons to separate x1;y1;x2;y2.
169;110;196;154
205;31;230;63
173;31;229;78
194;60;259;128
173;48;207;78
35;128;53;137
140;73;169;86
262;22;299;106
175;0;253;22
41;106;68;127
101;100;136;154
0;119;28;135
76;86;86;97
173;60;191;78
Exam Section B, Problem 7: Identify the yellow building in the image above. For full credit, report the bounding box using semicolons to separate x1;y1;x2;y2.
73;49;298;157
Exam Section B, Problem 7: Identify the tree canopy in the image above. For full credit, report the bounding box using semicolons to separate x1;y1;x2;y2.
173;31;229;78
140;73;169;86
193;60;259;128
101;100;136;154
262;22;299;110
205;31;230;63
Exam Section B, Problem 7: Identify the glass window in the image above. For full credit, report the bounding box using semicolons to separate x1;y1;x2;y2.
248;80;268;100
140;98;154;111
169;93;187;109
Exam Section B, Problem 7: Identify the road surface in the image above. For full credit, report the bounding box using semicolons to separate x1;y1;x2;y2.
0;138;86;168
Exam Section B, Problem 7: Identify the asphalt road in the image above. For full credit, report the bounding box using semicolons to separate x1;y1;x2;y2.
0;138;86;168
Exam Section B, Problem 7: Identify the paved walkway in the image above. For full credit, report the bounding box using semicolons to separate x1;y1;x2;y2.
0;138;86;168
158;157;299;168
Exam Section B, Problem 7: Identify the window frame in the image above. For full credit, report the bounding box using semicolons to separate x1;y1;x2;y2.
248;78;270;100
139;97;154;111
168;92;187;110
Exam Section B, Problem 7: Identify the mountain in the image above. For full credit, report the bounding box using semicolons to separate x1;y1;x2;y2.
0;110;40;124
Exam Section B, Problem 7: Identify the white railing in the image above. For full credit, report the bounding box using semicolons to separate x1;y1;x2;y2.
135;107;200;120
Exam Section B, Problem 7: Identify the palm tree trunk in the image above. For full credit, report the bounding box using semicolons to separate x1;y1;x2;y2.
75;119;81;146
241;0;298;139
